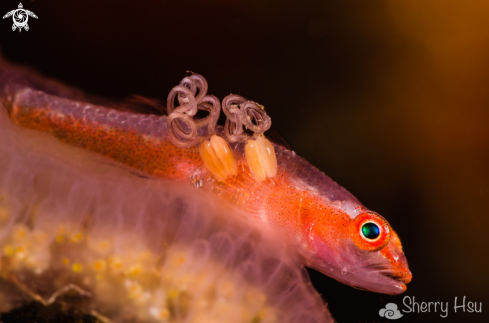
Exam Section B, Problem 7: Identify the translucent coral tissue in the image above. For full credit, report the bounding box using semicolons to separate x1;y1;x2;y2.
0;105;331;322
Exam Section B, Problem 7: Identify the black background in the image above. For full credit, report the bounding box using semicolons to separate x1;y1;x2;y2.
0;1;488;322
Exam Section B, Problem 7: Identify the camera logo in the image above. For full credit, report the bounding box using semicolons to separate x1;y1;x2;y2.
3;3;38;32
379;303;403;320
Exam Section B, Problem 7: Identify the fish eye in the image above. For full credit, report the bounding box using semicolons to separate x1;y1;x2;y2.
361;222;380;240
350;212;392;251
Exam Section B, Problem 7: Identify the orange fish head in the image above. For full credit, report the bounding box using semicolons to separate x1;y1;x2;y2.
299;210;412;295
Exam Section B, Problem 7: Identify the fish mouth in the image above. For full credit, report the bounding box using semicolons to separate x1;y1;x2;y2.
310;263;411;295
302;253;412;295
299;224;412;295
384;270;412;284
343;263;412;294
369;231;412;293
377;269;412;291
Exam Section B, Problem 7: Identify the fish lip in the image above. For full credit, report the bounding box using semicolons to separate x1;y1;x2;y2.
305;258;410;295
356;269;409;294
351;281;406;294
377;269;412;285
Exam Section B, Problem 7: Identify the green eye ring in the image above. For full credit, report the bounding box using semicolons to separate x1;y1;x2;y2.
361;222;380;240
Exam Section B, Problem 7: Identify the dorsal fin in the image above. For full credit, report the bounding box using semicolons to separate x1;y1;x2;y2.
264;126;293;150
106;94;166;115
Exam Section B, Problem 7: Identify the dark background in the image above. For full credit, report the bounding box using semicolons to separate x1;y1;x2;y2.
0;0;488;322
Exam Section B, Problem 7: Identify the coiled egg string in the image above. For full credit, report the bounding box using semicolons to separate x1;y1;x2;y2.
166;73;221;148
167;74;277;182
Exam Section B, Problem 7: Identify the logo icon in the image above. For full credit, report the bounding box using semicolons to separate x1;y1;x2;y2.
3;3;38;32
379;303;403;320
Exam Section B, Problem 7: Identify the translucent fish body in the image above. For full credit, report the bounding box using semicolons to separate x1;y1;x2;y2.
2;71;411;295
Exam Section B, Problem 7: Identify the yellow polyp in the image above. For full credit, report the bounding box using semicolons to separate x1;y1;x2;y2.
89;240;112;256
69;232;84;243
12;225;27;241
257;307;278;323
158;308;170;319
200;135;237;182
245;136;277;181
56;227;65;243
109;256;124;271
94;260;107;272
125;280;144;299
72;262;83;273
177;275;192;289
176;255;186;265
63;258;70;265
169;290;178;299
4;245;15;256
128;263;142;277
170;251;187;268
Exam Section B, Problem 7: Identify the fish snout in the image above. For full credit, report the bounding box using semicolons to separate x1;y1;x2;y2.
380;232;412;287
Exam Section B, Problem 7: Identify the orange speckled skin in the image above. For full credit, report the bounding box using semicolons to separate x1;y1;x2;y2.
11;102;329;234
8;89;411;294
12;108;202;182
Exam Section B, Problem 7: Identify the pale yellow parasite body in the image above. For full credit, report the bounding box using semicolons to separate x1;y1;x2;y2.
199;135;237;182
245;136;278;181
